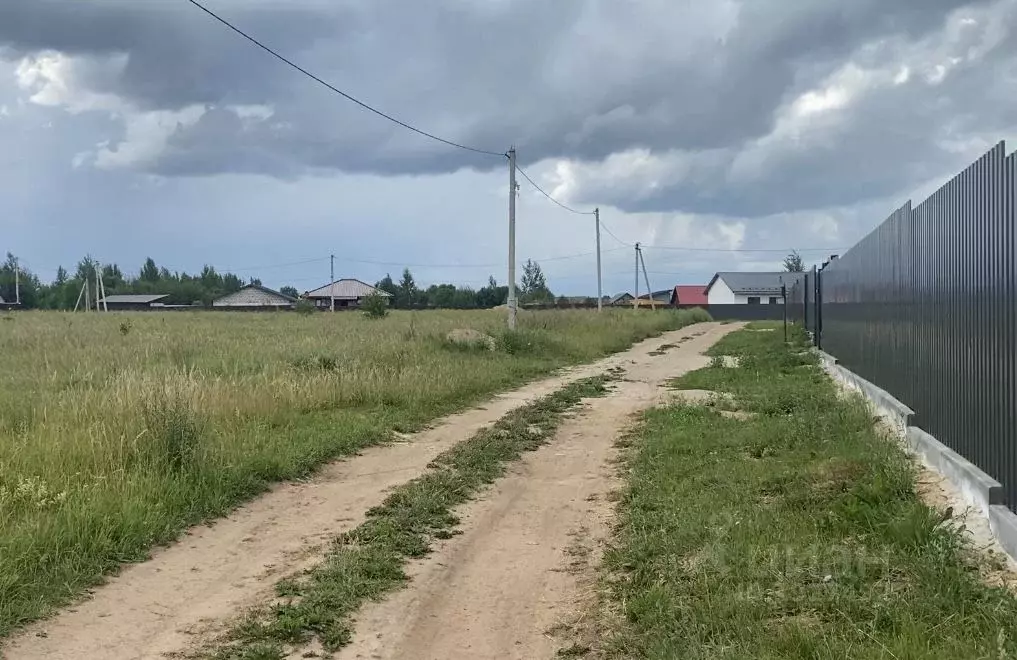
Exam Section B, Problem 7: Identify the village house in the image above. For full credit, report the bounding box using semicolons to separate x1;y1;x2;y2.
302;279;392;309
212;284;296;310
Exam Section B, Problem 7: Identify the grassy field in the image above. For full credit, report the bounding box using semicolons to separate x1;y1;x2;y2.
0;308;707;637
601;323;1017;658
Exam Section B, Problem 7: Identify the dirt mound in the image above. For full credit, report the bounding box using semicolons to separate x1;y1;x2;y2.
446;328;496;351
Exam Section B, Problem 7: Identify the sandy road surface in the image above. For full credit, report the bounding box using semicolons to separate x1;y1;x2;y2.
337;323;735;660
2;322;728;660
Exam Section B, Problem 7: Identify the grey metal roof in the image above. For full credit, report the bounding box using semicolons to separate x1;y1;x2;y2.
707;272;804;295
303;279;392;299
98;294;170;304
609;292;633;304
638;289;673;301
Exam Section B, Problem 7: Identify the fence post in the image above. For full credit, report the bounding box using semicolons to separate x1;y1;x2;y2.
782;284;788;343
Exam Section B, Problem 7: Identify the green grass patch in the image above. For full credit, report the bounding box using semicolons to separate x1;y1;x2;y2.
602;322;1017;658
206;375;611;659
0;309;709;637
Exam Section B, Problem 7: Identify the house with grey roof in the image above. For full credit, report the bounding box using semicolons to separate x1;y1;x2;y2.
97;294;172;311
303;279;392;310
609;292;634;306
213;284;296;310
705;272;805;305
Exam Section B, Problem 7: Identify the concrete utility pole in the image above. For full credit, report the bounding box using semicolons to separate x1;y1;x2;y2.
507;146;518;330
98;266;108;312
639;245;655;311
330;253;335;312
633;242;640;310
595;208;602;312
13;257;19;305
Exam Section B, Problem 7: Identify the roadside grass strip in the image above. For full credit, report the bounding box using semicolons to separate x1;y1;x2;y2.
603;323;1017;659
208;376;611;659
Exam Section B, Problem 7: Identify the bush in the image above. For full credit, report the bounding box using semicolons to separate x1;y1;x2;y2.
361;292;389;319
294;299;316;316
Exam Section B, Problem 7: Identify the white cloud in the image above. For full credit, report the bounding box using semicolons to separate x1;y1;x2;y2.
16;50;127;114
95;105;206;169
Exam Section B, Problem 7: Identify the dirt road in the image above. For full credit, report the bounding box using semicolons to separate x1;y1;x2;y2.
337;322;734;660
1;322;733;660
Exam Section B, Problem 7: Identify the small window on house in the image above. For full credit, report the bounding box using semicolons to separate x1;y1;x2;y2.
769;296;778;305
747;296;761;304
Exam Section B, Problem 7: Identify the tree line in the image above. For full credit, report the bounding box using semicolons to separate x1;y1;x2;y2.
373;259;555;310
0;253;558;310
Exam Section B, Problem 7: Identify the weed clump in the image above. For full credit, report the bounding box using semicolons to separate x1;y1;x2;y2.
142;392;203;472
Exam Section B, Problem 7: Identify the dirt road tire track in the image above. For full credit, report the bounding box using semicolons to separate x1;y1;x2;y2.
336;323;736;660
2;323;728;660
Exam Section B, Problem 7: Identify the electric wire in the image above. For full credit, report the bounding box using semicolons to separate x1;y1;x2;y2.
185;0;505;157
515;166;595;215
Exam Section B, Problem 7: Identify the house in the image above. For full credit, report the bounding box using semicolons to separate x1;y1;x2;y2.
213;284;296;310
704;272;805;305
608;292;634;306
97;294;171;311
670;285;708;307
638;290;673;304
302;279;392;309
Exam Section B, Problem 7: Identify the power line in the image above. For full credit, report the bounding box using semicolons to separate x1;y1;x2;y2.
599;221;631;247
515;166;596;215
184;0;505;157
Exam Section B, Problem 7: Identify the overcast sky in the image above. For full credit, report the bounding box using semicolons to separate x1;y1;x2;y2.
2;0;1015;295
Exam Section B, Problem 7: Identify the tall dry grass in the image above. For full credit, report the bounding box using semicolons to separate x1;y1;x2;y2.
0;307;709;635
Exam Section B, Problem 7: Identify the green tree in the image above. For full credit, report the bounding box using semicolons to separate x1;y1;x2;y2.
375;273;398;299
102;263;125;289
783;250;805;272
520;259;553;303
475;276;507;308
1;253;41;307
279;286;299;299
397;268;418;308
140;257;160;282
55;266;68;285
75;255;99;283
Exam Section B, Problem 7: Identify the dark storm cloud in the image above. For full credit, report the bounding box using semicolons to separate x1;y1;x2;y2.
0;0;989;180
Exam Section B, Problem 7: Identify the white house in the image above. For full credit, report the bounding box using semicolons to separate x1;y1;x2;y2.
705;272;804;305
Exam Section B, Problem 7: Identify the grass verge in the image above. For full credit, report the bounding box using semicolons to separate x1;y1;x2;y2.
206;375;611;659
600;323;1017;658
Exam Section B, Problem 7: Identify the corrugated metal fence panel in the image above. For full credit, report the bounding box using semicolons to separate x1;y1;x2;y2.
702;304;788;322
821;142;1017;509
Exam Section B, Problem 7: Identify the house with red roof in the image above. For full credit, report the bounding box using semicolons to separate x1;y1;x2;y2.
670;285;708;307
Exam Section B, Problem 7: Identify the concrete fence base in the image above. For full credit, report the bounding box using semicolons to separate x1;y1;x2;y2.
818;351;1017;563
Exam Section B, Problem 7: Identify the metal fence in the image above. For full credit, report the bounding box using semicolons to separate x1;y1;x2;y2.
792;142;1017;510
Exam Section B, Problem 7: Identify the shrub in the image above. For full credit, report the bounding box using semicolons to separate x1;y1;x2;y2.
294;299;316;316
361;292;389;319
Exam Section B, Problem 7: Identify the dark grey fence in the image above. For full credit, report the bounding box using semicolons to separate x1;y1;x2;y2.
702;304;787;321
804;142;1017;510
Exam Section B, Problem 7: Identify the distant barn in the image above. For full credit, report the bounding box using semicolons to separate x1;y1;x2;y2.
97;294;171;311
212;284;296;311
